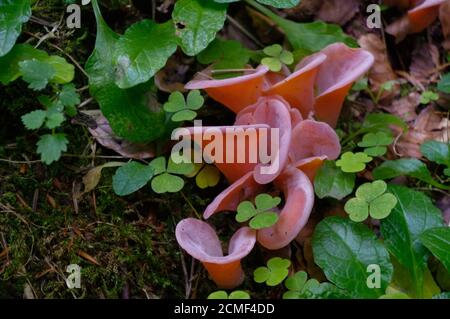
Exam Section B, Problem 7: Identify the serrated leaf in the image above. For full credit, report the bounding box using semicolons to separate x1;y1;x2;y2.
373;158;449;190
37;134;69;165
19;59;55;90
45;112;65;129
380;185;444;298
312;217;393;298
420;227;450;273
0;44;74;85
0;0;32;57
59;83;80;108
21;110;47;130
173;0;227;56
114;20;177;89
112;161;154;196
420;140;450;167
314;160;355;200
151;173;185;193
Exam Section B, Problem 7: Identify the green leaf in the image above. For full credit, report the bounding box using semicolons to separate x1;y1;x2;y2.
173;0;228;56
86;1;166;143
228;291;250;299
263;44;283;57
356;180;387;202
197;38;252;70
279;50;294;65
433;292;450;299
163;91;186;113
314;160;355;200
420;140;450;167
59;84;80;108
344;197;369;222
437;73;450;94
261;57;282;72
255;193;281;212
373;158;449;190
369;193;398;220
45;111;65;129
336;152;372;173
151;173;185;193
362;113;408;133
21;110;47;130
420;90;439;104
256;0;300;8
358;132;394;148
380;185;444;298
18;59;55;90
114;20;177;89
36;134;69;165
167;157;195;175
312;217;393;298
236;201;258;222
254;257;291;286
171;110;197;122
186;90;204;110
285;271;308;291
195;165;221;189
112;161;154;196
0;0;32;57
149;157;166;175
420;227;450;273
207;291;228;299
249;212;279;229
363;146;387;157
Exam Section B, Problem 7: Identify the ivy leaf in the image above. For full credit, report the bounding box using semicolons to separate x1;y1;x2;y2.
37;134;69;165
373;158;449;190
19;59;56;90
151;173;185;193
254;257;291;286
380;185;444;298
0;44;74;85
420;227;450;273
173;0;227;56
420;140;450;167
114;20;177;89
112;161;154;196
336;152;372;173
197;38;252;71
437;73;450;94
314;160;355;200
59;83;80;108
86;1;166;143
0;0;32;57
312;217;393;298
21;110;47;130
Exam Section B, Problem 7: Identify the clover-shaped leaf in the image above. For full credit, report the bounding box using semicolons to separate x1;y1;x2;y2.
254;257;291;286
207;290;250;299
358;132;394;157
149;156;194;193
186;162;221;189
261;44;293;72
236;193;281;229
283;271;320;299
344;180;398;222
163;90;204;122
336;152;373;173
420;90;439;104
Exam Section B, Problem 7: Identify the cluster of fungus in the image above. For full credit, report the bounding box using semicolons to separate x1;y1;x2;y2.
175;43;375;289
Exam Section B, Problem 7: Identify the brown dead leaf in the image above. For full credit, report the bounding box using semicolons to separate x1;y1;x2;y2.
82;162;124;194
380;92;420;122
440;0;450;50
358;34;400;101
284;0;322;21
386;15;411;42
86;111;155;160
394;106;450;158
317;0;360;25
46;194;57;209
410;42;440;84
77;250;100;266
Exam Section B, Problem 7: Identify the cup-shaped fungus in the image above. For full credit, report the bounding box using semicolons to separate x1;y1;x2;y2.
175;218;256;289
313;43;374;127
386;0;447;41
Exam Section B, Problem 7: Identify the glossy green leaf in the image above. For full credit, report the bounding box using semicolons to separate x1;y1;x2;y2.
173;0;227;56
373;158;449;190
380;185;444;298
197;38;252;70
114;20;177;89
420;227;450;273
362;113;408;133
312;216;393;298
112;161;154;196
314;160;355;200
0;0;32;57
420;140;450;167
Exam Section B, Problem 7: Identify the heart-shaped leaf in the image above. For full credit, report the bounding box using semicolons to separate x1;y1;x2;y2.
370;193;398;219
112;161;154;196
249;212;279;229
163;91;186;113
336;152;373;173
195;165;220;189
255;193;281;212
314;160;355;200
236;201;258;222
151;173;185;193
356;180;387;202
254;257;291;286
345;198;369;222
186;90;204;110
